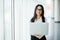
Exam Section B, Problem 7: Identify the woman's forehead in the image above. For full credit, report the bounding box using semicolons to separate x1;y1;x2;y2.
37;6;42;9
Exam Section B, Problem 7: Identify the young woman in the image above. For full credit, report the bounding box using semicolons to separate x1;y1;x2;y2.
30;4;47;40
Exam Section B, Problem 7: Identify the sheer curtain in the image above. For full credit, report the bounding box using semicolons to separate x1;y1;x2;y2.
0;0;15;40
0;0;4;40
0;0;23;40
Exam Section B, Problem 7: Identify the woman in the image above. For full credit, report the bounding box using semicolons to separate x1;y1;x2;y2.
30;4;47;40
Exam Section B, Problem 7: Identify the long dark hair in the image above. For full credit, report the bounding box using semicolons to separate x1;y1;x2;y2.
31;4;45;23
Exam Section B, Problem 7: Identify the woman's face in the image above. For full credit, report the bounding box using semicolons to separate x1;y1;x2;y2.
36;6;42;16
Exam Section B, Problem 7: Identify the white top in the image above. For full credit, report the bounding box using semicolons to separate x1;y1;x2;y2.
35;18;42;23
33;17;48;24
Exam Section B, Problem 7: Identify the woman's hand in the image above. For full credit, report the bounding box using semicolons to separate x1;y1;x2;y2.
32;34;43;39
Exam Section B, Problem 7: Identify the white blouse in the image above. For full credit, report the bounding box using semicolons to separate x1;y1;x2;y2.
35;18;42;23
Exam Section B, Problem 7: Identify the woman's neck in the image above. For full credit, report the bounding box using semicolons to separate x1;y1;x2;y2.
36;15;41;20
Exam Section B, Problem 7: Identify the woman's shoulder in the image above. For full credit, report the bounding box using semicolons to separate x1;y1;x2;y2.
30;17;35;23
